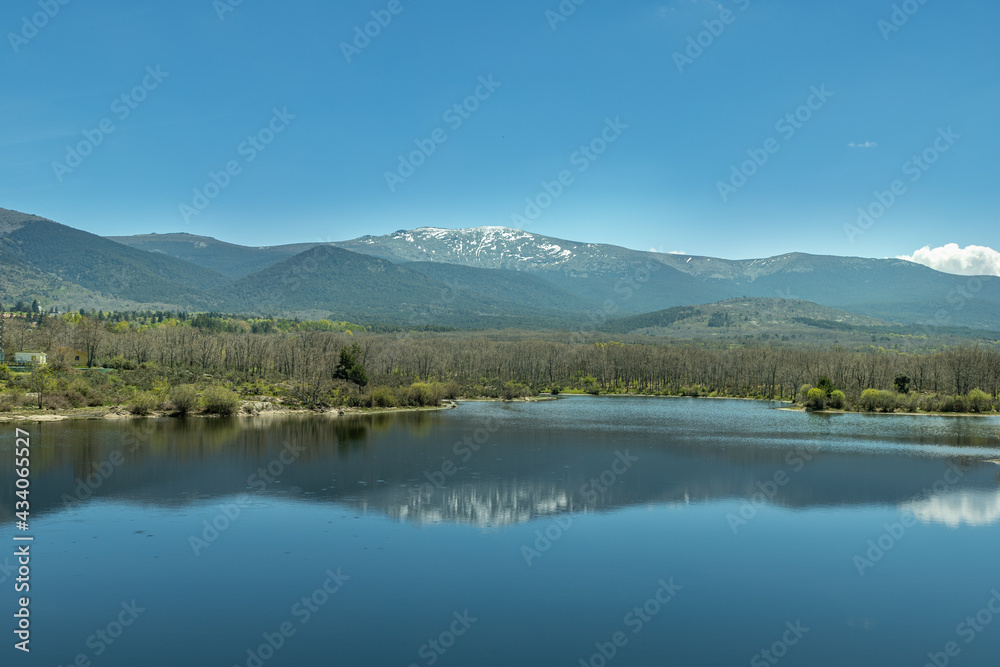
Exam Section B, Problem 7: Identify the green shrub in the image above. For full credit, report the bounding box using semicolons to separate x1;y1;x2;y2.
805;387;827;410
918;394;940;412
347;392;369;408
67;378;91;397
405;382;444;407
128;391;160;416
827;390;847;409
859;388;897;412
896;392;918;413
501;381;531;401
579;375;599;394
170;384;200;415
967;388;991;413
0;393;25;411
109;355;136;371
371;387;398;408
796;384;814;402
63;390;87;408
201;385;241;416
940;394;967;413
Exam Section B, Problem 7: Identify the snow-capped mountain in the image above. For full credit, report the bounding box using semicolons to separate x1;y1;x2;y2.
102;218;1000;329
337;226;642;274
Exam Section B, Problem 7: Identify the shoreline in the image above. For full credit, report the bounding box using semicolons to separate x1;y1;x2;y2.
4;393;996;423
0;395;560;424
574;392;998;417
595;393;792;403
0;401;456;424
778;406;998;418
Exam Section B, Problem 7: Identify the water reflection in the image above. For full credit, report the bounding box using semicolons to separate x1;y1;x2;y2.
2;398;1000;528
904;489;1000;527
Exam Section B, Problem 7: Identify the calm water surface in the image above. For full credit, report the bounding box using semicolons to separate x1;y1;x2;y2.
3;396;1000;666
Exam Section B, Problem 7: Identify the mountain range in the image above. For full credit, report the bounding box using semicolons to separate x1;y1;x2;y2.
3;207;999;333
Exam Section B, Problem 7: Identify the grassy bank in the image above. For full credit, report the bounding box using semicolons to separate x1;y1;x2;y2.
0;363;541;421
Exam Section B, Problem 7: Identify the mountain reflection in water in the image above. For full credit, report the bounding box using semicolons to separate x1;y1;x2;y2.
4;397;999;528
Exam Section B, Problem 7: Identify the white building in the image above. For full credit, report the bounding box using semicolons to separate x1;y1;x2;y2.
13;352;46;365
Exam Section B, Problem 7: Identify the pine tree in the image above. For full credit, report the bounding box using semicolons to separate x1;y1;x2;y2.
333;344;369;388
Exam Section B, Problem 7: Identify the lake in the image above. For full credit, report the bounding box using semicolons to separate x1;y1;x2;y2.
3;396;1000;666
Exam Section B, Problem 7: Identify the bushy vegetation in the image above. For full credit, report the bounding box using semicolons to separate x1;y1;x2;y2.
858;389;897;413
201;385;241;416
791;374;999;415
827;390;847;409
805;387;827;410
170;384;199;415
128;391;161;416
5;308;1000;418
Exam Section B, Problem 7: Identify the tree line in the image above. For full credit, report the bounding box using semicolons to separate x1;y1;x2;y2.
3;311;1000;412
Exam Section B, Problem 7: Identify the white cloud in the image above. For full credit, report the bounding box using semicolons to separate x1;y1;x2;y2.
903;490;1000;528
848;141;878;148
897;243;1000;277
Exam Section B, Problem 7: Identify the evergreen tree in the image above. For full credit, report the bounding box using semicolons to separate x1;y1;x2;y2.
333;344;368;387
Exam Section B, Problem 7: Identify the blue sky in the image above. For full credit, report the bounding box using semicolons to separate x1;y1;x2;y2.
2;0;997;262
